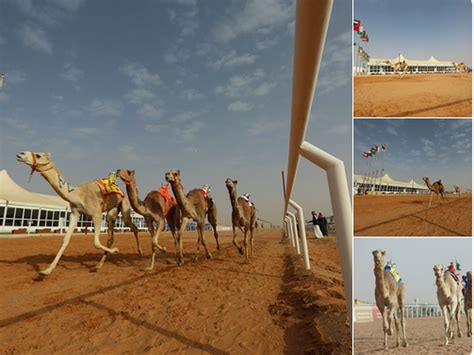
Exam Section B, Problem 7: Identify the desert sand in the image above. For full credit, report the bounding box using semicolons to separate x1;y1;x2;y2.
354;73;472;117
354;194;472;236
0;229;350;354
355;317;472;354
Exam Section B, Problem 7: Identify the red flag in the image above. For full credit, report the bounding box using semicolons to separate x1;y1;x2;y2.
353;19;361;32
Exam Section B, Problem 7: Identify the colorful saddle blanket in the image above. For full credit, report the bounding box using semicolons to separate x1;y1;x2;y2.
449;271;460;283
157;184;176;216
384;265;402;285
198;188;209;204
95;178;125;198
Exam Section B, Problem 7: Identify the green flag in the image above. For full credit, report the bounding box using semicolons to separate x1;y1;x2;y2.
456;259;461;271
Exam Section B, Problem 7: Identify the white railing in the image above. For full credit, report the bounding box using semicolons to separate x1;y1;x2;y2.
354;303;461;322
282;0;352;323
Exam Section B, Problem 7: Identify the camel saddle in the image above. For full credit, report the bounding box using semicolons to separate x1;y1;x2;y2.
95;178;125;199
384;265;402;285
157;184;176;216
449;271;460;283
198;188;209;204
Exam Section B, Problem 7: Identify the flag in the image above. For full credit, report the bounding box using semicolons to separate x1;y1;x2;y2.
358;26;364;34
353;19;361;32
456;259;461;271
382;143;388;150
362;152;368;158
370;147;377;155
366;151;373;157
373;145;379;152
359;30;366;37
0;73;4;89
361;35;369;42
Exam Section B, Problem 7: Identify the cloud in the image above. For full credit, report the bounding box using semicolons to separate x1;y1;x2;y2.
13;0;85;27
17;23;53;54
164;45;190;64
216;69;274;98
248;117;285;136
120;62;161;87
137;102;162;118
4;70;27;85
210;50;257;70
50;95;82;118
213;0;293;42
88;99;122;117
2;117;34;135
72;126;99;136
228;101;253;112
256;36;280;50
61;62;83;85
181;88;204;101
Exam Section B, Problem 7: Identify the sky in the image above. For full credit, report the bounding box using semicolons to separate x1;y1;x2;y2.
354;238;472;304
355;0;472;65
0;0;352;226
354;119;472;191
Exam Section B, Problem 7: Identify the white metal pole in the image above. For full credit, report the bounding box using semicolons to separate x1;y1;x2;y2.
299;140;352;322
285;216;295;247
284;219;290;242
287;212;301;255
289;199;310;270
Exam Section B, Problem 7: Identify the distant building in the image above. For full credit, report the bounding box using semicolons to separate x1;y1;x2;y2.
366;54;460;75
354;173;429;194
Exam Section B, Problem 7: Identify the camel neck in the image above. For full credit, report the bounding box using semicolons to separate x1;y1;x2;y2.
436;273;451;299
170;180;191;213
227;186;243;219
40;166;76;202
374;265;388;297
124;180;147;216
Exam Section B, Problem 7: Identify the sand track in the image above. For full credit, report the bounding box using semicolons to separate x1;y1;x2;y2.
0;230;349;354
354;73;472;117
355;317;472;354
354;194;472;236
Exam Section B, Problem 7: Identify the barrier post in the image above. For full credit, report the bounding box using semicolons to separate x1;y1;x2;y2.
289;199;310;270
287;212;301;255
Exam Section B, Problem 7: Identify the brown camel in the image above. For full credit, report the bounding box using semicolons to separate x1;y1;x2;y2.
16;151;142;277
225;179;257;261
423;176;445;208
383;60;410;78
452;62;468;73
433;264;463;345
165;170;219;260
372;250;408;349
117;169;183;269
464;271;472;337
454;185;461;197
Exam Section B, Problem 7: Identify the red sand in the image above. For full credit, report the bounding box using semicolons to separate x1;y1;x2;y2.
354;73;472;117
355;317;472;354
354;194;472;236
0;230;350;354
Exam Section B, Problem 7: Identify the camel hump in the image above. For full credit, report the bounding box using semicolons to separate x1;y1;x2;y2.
436;179;442;184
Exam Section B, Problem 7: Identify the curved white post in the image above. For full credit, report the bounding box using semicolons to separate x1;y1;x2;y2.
287;212;301;255
289;199;310;270
285;216;294;247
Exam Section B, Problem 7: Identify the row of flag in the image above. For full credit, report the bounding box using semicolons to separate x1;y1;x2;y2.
362;144;387;158
353;19;369;42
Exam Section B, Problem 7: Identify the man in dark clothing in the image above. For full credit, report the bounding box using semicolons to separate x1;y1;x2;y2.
318;212;329;236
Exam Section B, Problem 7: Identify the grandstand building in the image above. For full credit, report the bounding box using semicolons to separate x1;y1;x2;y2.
0;169;146;234
355;53;464;75
354;173;429;194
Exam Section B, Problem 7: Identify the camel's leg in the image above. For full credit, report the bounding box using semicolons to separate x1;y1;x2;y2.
38;211;80;276
243;227;249;262
393;311;400;348
455;303;463;338
232;224;243;255
399;304;408;347
145;218;165;271
121;202;143;256
197;222;212;259
441;305;449;345
249;225;255;257
167;211;183;266
468;309;472;337
207;207;220;251
93;208;118;271
92;214;119;254
387;306;395;336
381;310;389;350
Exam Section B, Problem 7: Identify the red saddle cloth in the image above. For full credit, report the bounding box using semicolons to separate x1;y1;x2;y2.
449;271;460;283
198;188;209;204
157;184;176;216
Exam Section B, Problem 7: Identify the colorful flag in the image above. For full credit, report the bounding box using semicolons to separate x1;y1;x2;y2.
362;152;368;158
366;151;373;157
382;144;388;150
353;19;361;32
359;30;366;37
361;35;369;42
370;147;377;155
373;145;380;152
456;259;461;271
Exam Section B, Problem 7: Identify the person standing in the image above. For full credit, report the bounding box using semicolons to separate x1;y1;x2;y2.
318;212;329;236
308;211;323;238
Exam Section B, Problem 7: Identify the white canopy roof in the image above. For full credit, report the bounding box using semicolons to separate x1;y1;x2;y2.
354;173;429;190
368;54;456;67
0;170;69;209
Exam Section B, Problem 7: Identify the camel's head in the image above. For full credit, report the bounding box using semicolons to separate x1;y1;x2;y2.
422;176;429;183
16;151;52;167
165;169;181;184
433;264;444;279
225;178;238;190
372;249;386;267
117;169;135;184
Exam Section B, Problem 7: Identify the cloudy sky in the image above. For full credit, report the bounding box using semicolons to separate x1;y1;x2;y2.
354;119;472;191
0;0;351;225
355;0;472;65
354;238;472;304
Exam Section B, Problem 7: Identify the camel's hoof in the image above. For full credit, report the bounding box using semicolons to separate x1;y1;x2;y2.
238;248;244;255
206;253;212;259
161;247;167;253
111;247;119;254
32;273;46;282
458;332;463;338
192;256;198;263
142;267;154;272
138;249;144;257
90;267;100;273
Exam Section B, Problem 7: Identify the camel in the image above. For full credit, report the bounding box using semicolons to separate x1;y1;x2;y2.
452;62;468;73
383;60;410;78
225;179;257;261
433;264;463;345
16;151;142;277
372;250;408;349
117;169;183;269
454;185;461;197
464;271;472;337
165;170;219;260
423;176;445;208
